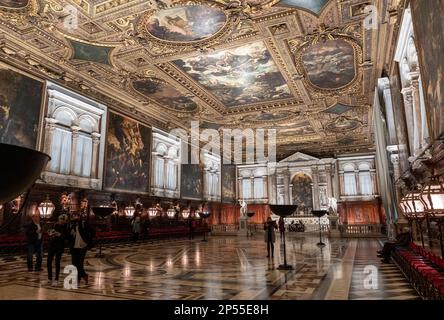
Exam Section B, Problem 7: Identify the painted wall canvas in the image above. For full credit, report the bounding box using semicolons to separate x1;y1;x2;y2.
0;0;29;8
173;41;293;107
291;173;313;210
146;5;226;42
411;0;444;139
69;40;113;65
132;78;197;112
278;0;329;15
104;112;151;193
0;67;43;149
181;164;203;200
302;39;356;89
221;164;236;203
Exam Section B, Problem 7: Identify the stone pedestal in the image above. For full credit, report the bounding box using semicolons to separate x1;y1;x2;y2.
328;215;341;237
238;216;249;236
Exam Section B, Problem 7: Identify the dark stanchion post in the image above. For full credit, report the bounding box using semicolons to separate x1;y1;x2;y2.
312;210;328;247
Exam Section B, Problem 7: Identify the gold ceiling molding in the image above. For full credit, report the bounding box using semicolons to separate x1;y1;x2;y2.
0;0;39;18
288;24;364;98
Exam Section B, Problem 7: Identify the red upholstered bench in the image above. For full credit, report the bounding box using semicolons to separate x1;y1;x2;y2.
393;243;444;299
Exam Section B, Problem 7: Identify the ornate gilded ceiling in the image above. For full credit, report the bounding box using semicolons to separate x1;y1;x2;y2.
0;0;398;159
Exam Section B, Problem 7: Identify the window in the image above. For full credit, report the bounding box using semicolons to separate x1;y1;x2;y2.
343;164;357;196
242;179;252;199
254;177;264;199
358;163;373;195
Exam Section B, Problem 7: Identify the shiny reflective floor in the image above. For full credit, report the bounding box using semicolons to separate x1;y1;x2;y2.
0;234;419;300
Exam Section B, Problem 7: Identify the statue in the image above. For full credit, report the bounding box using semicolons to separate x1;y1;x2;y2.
238;199;247;218
328;197;338;216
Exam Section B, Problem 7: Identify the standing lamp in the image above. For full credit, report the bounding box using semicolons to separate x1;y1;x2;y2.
125;205;135;218
91;206;115;258
182;208;191;219
37;195;55;219
420;176;444;258
312;210;328;247
167;208;176;219
148;207;158;219
268;205;298;270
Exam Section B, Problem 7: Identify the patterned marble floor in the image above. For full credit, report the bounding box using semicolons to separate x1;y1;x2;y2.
0;234;420;300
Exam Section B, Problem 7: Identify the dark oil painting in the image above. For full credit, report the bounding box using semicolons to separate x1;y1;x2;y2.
0;0;29;8
69;39;113;65
146;4;226;42
181;164;203;200
173;41;293;107
291;173;313;210
411;0;444;139
104;112;151;193
221;164;236;203
302;39;356;89
0;67;42;149
132;78;197;112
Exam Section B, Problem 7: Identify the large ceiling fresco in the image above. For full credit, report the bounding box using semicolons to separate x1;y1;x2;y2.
172;41;293;107
0;0;393;158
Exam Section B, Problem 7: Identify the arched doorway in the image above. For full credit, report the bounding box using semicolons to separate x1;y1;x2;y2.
291;173;313;215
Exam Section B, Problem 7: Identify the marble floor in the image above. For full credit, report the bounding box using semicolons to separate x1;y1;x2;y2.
0;234;419;300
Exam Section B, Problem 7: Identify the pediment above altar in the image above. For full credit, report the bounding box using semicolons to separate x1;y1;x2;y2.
279;152;319;163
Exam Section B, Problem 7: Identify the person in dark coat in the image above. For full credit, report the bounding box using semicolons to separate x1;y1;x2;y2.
378;227;412;263
47;214;68;285
25;214;44;272
264;217;277;258
69;213;95;285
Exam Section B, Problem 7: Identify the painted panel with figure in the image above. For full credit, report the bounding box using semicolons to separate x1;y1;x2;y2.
145;5;227;42
181;164;203;200
173;41;293;107
0;67;43;149
411;0;444;139
291;173;313;212
222;164;236;203
132;78;197;112
104;112;151;193
302;39;356;89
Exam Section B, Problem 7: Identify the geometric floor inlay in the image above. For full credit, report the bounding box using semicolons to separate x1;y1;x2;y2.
0;234;420;300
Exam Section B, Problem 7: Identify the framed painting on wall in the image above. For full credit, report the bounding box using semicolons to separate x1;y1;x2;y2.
411;0;444;139
0;64;44;149
181;164;203;200
221;164;236;203
104;111;151;193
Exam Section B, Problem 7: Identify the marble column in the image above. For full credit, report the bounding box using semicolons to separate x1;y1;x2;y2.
43;118;57;158
262;176;268;201
238;177;243;200
326;166;333;198
311;166;320;210
409;71;423;154
401;87;415;156
91;132;100;178
70;126;81;175
283;170;290;205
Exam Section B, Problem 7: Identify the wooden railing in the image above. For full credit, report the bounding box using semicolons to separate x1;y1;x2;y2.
339;224;384;237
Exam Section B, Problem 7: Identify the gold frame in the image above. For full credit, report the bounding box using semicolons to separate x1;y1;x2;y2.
136;0;239;49
288;27;363;98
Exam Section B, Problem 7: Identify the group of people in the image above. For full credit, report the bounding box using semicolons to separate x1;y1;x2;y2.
25;212;95;286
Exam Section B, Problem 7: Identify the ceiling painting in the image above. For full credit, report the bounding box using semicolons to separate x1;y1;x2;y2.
277;0;330;15
0;0;385;158
131;78;198;112
172;41;293;107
